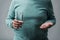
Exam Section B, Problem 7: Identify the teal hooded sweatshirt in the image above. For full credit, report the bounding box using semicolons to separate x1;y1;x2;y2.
6;0;56;40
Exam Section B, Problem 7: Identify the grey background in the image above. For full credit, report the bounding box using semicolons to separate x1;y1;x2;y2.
0;0;60;40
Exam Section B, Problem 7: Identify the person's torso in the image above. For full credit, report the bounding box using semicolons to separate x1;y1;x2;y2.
13;0;49;39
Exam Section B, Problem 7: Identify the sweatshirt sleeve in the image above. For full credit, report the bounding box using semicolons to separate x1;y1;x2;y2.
5;0;15;29
46;0;56;27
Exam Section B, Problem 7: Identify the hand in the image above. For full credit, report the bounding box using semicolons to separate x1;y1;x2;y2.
12;19;23;29
40;22;53;29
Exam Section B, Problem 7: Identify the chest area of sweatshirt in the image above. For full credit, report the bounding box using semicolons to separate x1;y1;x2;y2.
15;0;48;11
14;0;48;20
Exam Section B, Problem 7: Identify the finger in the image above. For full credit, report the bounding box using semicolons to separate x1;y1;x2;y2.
14;19;19;23
45;22;53;26
14;22;20;25
18;21;24;24
13;22;23;28
18;21;23;23
40;24;47;29
14;25;19;27
49;23;53;25
14;20;23;25
13;20;21;25
13;24;18;29
40;25;44;29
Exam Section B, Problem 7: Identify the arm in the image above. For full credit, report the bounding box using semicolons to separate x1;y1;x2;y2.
46;0;56;26
5;0;15;28
40;0;56;29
